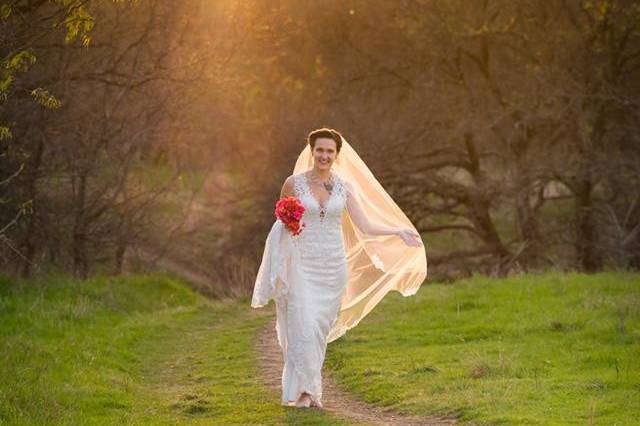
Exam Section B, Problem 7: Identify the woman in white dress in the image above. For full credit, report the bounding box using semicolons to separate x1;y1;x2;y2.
252;128;427;408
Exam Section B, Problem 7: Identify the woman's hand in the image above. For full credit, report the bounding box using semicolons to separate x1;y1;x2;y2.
396;228;423;247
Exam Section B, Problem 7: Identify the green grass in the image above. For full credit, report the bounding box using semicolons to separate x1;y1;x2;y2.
325;272;640;425
3;271;638;425
0;273;355;425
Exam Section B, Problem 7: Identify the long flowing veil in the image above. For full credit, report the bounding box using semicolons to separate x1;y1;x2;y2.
293;136;428;342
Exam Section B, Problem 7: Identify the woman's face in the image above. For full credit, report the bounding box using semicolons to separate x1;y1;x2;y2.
312;138;338;171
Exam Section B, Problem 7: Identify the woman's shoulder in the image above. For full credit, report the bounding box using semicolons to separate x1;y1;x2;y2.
339;175;353;191
286;171;306;185
282;172;307;195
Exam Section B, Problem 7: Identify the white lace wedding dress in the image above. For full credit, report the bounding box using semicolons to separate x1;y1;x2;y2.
253;141;428;408
274;171;348;406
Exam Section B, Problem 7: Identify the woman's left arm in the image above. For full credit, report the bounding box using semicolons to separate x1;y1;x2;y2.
344;180;423;246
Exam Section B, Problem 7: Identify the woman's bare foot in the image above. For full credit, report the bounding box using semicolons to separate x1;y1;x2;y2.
295;392;312;408
310;396;323;408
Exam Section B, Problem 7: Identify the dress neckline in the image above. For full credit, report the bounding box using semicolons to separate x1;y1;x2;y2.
302;170;337;210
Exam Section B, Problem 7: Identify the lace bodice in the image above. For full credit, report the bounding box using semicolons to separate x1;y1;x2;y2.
293;171;347;231
291;171;347;258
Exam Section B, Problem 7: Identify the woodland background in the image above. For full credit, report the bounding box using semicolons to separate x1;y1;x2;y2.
2;0;640;294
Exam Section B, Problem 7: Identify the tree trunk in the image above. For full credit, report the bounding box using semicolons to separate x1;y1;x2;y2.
20;129;45;278
515;182;543;269
574;176;602;272
72;172;89;279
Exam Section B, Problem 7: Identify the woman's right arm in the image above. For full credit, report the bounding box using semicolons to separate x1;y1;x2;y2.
280;175;295;199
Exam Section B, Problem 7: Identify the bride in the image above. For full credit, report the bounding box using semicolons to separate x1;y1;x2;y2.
251;128;427;408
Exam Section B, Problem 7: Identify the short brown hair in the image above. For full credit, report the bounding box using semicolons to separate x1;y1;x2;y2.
307;128;343;153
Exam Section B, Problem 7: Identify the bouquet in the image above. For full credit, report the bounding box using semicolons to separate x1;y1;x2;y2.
275;196;306;235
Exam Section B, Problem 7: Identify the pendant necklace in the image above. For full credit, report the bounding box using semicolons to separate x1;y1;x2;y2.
308;170;334;219
309;170;334;194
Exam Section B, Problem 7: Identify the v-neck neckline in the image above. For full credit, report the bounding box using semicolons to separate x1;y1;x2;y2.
303;170;336;210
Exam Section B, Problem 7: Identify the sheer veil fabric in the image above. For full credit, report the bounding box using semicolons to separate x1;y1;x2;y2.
252;136;427;343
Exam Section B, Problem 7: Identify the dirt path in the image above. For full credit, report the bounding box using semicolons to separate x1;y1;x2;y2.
255;319;457;426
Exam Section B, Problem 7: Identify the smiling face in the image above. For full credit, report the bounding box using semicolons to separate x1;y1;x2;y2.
311;137;338;171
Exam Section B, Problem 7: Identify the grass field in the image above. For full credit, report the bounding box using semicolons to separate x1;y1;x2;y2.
0;273;352;425
1;271;638;425
326;272;640;425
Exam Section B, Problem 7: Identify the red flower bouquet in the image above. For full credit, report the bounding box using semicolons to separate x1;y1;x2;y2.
275;196;306;235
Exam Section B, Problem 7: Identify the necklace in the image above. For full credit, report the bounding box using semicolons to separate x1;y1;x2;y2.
306;170;336;220
308;170;334;194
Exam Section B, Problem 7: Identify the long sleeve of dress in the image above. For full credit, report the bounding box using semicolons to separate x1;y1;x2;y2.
344;180;400;237
251;219;292;308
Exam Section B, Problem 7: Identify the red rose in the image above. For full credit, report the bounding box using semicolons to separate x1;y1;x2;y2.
275;196;306;235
